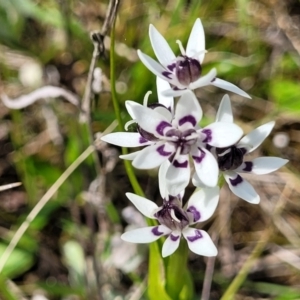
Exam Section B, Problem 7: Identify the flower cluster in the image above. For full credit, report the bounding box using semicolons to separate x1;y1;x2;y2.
101;19;288;257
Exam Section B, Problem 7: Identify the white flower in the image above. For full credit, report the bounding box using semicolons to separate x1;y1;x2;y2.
121;185;219;258
101;81;243;196
193;94;288;204
137;18;251;98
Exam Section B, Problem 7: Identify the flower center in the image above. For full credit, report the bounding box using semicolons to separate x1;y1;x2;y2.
154;197;190;231
165;128;198;154
175;56;202;86
216;146;246;171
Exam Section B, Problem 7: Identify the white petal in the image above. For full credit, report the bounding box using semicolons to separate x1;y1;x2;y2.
166;156;190;196
175;91;202;131
126;192;158;219
119;150;141;160
121;225;171;243
137;50;175;83
161;88;189;97
101;132;151;147
210;78;251;99
189;68;217;90
192;147;219;187
183;228;217;256
149;24;176;67
162;232;181;257
132;143;174;169
192;172;207;188
129;102;171;136
186;18;206;63
203;122;243;147
224;172;260;204
125;100;141;119
239;121;275;153
236;157;288;174
156;77;174;112
187;186;220;224
153;106;173;122
158;160;171;199
215;94;233;123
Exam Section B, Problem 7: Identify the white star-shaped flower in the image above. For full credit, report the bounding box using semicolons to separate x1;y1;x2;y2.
193;94;288;204
101;80;243;196
137;18;251;98
121;182;219;257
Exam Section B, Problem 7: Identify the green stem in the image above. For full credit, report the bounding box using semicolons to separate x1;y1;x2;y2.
110;16;169;300
166;240;192;300
109;18;144;198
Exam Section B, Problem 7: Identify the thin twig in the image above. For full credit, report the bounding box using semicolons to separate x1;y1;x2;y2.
80;0;120;122
0;145;95;273
79;34;102;122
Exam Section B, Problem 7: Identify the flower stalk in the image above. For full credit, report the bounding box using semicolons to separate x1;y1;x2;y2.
166;240;193;300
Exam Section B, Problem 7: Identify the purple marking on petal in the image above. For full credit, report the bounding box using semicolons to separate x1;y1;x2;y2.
211;77;216;82
179;115;197;127
167;63;176;72
192;148;205;164
187;229;203;242
162;71;173;79
139;136;149;144
187;206;201;222
157;145;172;156
152;226;164;236
173;159;188;168
170;234;180;241
243;161;253;172
156;121;172;136
229;174;243;187
202;129;212;143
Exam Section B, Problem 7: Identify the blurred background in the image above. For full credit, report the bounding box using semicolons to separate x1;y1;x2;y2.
0;0;299;299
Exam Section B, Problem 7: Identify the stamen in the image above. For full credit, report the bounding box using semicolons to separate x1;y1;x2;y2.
170;209;181;223
217;148;231;157
125;119;136;131
143;91;152;107
176;40;186;56
162;136;178;142
171;146;182;164
185;132;199;141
